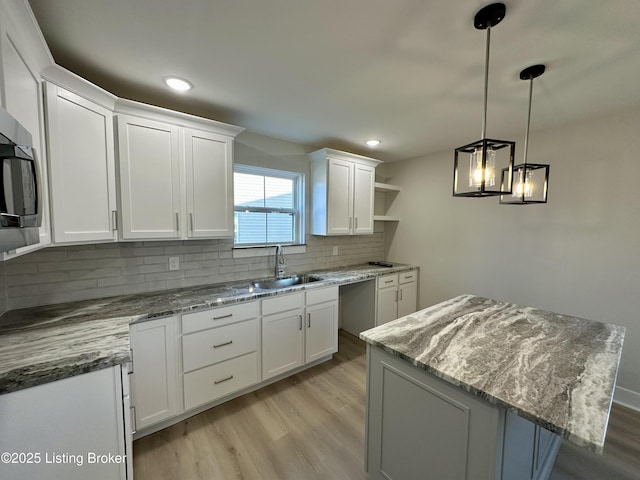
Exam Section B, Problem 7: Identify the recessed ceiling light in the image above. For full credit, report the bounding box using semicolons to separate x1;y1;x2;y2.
164;77;193;92
365;139;381;147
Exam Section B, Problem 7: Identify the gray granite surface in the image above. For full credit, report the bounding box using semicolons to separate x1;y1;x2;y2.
0;263;416;395
360;294;625;452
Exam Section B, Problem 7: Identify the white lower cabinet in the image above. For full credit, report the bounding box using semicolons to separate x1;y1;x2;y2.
0;366;129;480
181;301;260;410
129;316;178;430
184;352;258;410
262;292;305;380
305;288;339;363
376;271;418;326
262;287;339;380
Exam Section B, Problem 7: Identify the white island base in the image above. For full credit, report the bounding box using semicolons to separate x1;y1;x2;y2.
365;345;562;480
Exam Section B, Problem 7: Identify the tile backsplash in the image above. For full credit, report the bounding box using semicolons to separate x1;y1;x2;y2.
3;233;384;310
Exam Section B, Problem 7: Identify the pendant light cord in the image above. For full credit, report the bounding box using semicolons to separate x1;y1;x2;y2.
523;76;534;166
481;25;491;140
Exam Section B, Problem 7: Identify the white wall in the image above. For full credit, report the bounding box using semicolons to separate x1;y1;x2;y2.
383;107;640;407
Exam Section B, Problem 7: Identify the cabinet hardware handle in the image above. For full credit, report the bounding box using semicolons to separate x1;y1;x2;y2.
111;210;117;232
190;213;194;231
214;375;234;385
299;314;303;330
213;313;233;320
175;212;179;231
384;280;394;284
399;289;403;301
129;348;134;374
212;340;233;349
131;405;137;435
307;313;311;328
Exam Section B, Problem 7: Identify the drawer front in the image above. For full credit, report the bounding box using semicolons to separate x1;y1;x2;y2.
399;271;417;284
182;301;258;334
182;319;257;372
262;291;304;316
377;274;398;289
306;285;339;306
184;352;258;410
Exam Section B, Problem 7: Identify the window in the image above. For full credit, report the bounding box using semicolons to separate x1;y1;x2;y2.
234;165;304;246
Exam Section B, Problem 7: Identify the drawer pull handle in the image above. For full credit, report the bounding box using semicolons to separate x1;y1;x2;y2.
299;314;303;330
214;375;234;385
384;280;394;284
212;340;233;349
307;313;311;328
213;313;233;320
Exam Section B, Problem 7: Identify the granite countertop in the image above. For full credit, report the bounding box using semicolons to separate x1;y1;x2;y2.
360;294;625;453
0;262;417;395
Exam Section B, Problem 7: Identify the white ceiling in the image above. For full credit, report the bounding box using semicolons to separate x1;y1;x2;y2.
27;0;640;162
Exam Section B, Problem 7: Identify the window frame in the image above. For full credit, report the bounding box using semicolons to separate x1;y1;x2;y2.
233;163;305;247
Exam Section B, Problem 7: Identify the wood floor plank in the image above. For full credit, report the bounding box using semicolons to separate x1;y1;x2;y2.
134;330;639;480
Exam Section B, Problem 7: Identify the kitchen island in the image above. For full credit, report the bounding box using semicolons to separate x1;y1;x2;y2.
360;294;625;480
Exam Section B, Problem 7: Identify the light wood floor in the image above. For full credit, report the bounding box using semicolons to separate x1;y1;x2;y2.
134;331;640;480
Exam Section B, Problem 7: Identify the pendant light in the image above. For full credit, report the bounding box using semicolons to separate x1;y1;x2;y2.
500;64;550;204
453;3;515;197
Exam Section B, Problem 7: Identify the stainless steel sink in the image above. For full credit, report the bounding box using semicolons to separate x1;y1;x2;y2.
251;275;322;290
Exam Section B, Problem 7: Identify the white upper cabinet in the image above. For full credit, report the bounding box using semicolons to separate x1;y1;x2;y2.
184;128;234;238
45;82;117;243
117;115;182;239
309;148;381;236
0;10;52;256
115;100;243;241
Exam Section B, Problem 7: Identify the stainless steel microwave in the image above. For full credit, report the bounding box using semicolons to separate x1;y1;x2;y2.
0;106;41;252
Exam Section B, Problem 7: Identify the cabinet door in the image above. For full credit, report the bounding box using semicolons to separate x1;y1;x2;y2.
130;317;178;430
184;128;233;238
398;281;418;318
326;158;354;234
262;308;304;380
353;163;375;234
117;115;181;239
305;301;338;363
0;22;51;251
376;287;398;326
45;83;117;243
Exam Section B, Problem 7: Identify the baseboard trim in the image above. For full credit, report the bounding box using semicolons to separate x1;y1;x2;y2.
613;386;640;412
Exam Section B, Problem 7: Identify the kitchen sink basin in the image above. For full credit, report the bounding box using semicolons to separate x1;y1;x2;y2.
251;275;322;290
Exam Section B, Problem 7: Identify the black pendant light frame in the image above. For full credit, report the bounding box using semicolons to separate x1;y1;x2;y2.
500;64;550;204
453;3;515;197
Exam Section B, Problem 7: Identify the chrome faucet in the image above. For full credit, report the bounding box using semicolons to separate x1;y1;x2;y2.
274;244;286;279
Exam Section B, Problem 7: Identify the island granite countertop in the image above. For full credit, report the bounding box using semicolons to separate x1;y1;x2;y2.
0;262;416;395
360;294;625;453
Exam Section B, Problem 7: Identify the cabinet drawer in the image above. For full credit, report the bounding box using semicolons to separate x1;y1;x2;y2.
182;319;257;372
182;301;258;334
399;271;417;284
377;274;398;289
306;285;339;306
183;352;258;410
262;291;304;316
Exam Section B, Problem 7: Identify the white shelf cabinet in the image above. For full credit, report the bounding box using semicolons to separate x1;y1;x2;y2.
309;148;381;235
373;181;401;222
115;100;243;241
129;316;178;430
45;82;118;243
